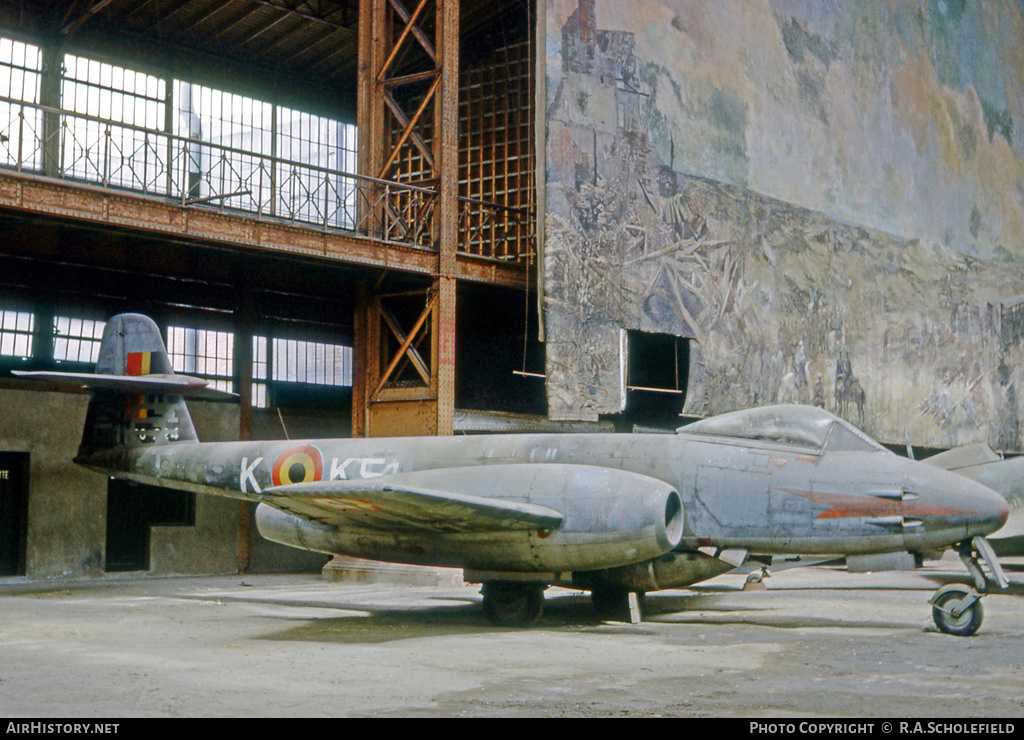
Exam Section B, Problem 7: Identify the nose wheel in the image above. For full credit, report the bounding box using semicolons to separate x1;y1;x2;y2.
930;584;984;637
929;536;1008;636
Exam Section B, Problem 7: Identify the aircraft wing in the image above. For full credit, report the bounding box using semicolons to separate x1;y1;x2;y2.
12;370;235;398
262;466;566;534
923;443;1003;471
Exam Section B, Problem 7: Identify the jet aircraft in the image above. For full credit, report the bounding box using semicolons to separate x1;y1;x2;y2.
16;313;1011;634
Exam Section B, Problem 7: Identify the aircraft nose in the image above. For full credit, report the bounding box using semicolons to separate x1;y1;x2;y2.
995;489;1009;529
959;475;1008;536
905;463;1009;540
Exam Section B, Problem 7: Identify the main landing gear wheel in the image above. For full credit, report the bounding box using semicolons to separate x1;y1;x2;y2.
481;581;545;626
931;585;984;637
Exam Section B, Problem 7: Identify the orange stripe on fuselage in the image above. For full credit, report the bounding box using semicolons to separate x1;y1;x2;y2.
779;488;983;519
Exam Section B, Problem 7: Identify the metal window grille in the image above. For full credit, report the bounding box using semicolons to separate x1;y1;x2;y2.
173;81;273;211
250;334;351;409
53;316;105;363
61;54;167;191
262;335;354;386
167;325;234;394
0;40;479;253
0;310;34;359
459;37;535;260
0;37;42;169
276;106;358;229
272;337;352;387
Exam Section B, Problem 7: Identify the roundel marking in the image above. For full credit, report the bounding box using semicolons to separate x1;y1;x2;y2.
272;445;324;486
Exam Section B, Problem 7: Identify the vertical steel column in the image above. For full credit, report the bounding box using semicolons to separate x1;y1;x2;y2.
356;0;387;240
235;264;254;574
40;40;63;178
352;0;385;438
353;0;459;437
351;281;370;437
434;0;459;436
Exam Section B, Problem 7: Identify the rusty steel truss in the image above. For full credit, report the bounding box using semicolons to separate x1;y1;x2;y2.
357;0;456;437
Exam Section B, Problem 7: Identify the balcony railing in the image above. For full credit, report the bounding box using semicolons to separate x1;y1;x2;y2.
0;95;532;263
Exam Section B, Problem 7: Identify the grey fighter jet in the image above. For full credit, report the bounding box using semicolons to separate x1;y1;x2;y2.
15;314;1010;634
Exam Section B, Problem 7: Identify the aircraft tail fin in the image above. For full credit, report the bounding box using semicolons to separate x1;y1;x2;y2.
15;313;203;459
83;313;200;456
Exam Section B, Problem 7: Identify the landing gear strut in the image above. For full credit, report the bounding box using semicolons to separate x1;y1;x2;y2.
481;581;545;626
929;536;1008;637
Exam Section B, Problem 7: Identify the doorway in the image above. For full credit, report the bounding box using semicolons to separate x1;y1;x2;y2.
105;479;195;572
0;452;29;576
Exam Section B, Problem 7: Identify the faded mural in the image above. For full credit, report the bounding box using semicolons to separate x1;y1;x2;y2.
542;0;1024;451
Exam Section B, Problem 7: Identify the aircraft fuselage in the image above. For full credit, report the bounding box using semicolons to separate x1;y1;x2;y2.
79;427;1007;574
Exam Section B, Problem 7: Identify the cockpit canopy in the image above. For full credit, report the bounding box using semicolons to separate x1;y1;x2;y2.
678;405;888;454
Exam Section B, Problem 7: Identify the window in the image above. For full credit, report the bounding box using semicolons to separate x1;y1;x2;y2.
156;325;352;407
0;37;43;169
174;81;273;209
61;54;167;191
272;337;352;386
53;316;105;364
0;310;34;359
252;335;268;408
167;326;234;393
251;334;352;409
276;107;358;228
0;39;360;232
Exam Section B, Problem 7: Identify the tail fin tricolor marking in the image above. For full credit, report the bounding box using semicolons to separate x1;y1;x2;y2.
126;351;152;376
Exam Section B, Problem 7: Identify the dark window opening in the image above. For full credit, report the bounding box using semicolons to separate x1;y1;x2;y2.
621;331;689;428
105;479;195;572
456;285;546;417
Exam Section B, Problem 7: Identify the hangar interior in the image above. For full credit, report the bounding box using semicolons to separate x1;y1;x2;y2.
0;0;552;580
2;0;1024;583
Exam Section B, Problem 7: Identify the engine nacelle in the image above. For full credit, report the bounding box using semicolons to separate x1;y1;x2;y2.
256;503;340;555
511;464;684;572
256;463;684;574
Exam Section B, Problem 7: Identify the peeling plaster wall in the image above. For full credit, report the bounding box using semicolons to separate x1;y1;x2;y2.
542;0;1024;450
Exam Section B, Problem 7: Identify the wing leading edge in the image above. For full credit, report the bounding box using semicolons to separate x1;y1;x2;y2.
12;370;235;398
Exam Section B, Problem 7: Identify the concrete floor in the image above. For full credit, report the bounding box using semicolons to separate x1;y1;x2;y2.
2;559;1023;718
